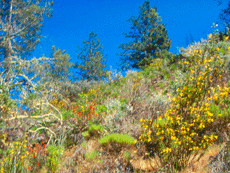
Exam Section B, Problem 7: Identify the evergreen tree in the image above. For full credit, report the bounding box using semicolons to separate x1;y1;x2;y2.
0;0;53;85
218;0;230;27
49;46;73;82
75;32;108;81
38;46;73;100
118;0;171;70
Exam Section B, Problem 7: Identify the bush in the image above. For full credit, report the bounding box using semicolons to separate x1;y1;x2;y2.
123;150;132;161
139;35;230;170
81;131;90;138
0;84;16;117
141;65;156;79
46;144;64;172
81;122;105;139
84;151;100;161
89;124;105;134
98;133;137;146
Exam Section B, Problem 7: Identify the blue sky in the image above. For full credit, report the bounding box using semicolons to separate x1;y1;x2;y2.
32;0;228;78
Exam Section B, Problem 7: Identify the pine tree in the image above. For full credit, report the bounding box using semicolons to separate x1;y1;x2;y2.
218;0;230;27
49;46;73;82
75;32;108;81
118;0;171;70
0;0;53;85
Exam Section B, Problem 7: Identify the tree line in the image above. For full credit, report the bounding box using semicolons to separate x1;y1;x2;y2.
1;0;230;95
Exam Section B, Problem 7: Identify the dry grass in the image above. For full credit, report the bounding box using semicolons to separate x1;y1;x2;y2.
1;39;230;172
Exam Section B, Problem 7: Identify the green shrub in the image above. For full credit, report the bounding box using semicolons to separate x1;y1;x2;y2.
0;84;16;117
170;63;177;71
98;133;137;146
46;144;64;172
82;140;87;149
141;66;156;78
81;131;90;138
61;109;74;120
119;98;128;110
140;36;230;170
123;150;132;161
110;91;119;97
84;151;99;161
82;122;105;139
95;104;107;115
158;82;164;89
89;124;105;134
160;69;170;79
163;89;168;95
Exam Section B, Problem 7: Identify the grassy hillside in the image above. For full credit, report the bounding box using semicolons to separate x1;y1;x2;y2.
0;32;230;172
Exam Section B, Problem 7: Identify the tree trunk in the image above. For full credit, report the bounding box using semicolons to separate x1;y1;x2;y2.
4;38;12;84
4;0;13;86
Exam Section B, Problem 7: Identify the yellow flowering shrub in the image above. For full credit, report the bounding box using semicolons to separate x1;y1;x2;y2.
50;93;69;109
139;34;230;170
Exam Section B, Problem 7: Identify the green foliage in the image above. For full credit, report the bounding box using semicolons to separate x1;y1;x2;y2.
88;124;105;134
98;133;137;146
95;104;107;115
35;85;43;92
170;63;177;71
139;35;230;170
1;2;230;172
163;89;168;95
158;82;164;89
160;69;170;79
99;159;104;164
75;32;108;81
0;135;27;172
81;131;90;138
209;87;230;121
82;121;105;139
218;0;230;28
123;150;132;161
0;134;50;173
0;84;16;117
49;46;73;82
209;102;221;117
141;66;156;78
110;91;120;98
46;144;64;172
118;0;171;70
84;151;100;161
23;93;39;107
61;109;74;120
119;98;128;110
82;140;87;149
0;0;53;83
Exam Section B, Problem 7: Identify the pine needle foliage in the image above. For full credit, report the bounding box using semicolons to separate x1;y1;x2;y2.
118;0;171;70
75;32;108;82
0;0;53;84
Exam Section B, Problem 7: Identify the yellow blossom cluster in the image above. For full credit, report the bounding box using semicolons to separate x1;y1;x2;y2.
132;82;140;89
139;36;230;169
161;147;172;154
213;86;229;104
50;94;68;109
150;58;163;70
139;119;153;143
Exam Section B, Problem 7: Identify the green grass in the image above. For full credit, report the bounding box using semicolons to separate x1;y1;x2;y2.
84;151;99;161
98;133;137;146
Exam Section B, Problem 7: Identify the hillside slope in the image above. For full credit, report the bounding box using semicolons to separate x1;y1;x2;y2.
0;33;230;172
